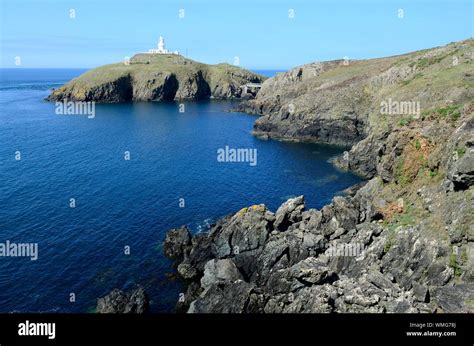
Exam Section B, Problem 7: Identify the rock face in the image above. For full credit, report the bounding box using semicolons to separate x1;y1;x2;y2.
47;54;265;103
96;287;149;313
163;39;474;313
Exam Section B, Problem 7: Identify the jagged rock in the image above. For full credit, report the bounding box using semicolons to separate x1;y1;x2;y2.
431;284;474;313
274;195;305;231
264;285;337;313
201;259;243;291
380;228;452;289
385;298;418;313
176;282;201;313
96;287;149;314
446;120;474;191
265;257;334;297
164;189;469;313
188;280;255;313
210;205;273;258
177;262;199;280
320;197;359;237
412;282;429;303
163;226;191;259
353;177;385;222
177;233;214;279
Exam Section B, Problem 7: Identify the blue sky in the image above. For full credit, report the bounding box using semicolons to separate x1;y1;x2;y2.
0;0;472;69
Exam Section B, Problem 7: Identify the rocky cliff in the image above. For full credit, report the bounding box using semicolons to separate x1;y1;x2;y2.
239;39;473;147
163;39;474;313
47;54;265;102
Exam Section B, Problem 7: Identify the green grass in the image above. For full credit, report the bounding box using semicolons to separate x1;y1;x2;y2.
398;116;414;127
415;56;444;69
456;147;466;158
418;153;428;168
394;159;409;186
383;230;396;253
421;104;462;122
383;204;415;232
415;139;421;151
449;252;462;278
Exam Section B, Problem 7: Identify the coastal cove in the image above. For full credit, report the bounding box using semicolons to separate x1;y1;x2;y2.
0;68;362;313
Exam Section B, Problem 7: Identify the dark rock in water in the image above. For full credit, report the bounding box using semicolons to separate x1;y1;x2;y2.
163;226;191;259
96;287;149;313
340;181;367;197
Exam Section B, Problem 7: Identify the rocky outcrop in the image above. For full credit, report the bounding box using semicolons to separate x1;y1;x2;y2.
164;185;474;313
446;119;474;191
96;287;149;313
164;226;191;259
47;54;265;103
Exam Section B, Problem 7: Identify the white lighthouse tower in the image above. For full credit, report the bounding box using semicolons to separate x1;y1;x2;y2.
148;36;179;55
157;36;167;53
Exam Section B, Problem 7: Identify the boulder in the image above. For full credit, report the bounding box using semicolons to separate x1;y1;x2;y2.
274;195;305;231
163;226;191;259
201;259;243;291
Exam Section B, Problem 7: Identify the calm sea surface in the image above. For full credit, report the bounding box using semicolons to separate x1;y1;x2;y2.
0;68;361;312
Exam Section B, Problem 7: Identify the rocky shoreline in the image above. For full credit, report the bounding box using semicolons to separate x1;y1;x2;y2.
96;39;473;313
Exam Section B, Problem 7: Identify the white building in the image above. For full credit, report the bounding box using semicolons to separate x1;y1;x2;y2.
148;36;179;55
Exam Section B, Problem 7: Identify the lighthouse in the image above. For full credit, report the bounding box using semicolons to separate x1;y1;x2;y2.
148;36;179;55
157;36;167;53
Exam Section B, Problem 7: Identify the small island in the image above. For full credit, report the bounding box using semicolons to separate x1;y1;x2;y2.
47;36;265;103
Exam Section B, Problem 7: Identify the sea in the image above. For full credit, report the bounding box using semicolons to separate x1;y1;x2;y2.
0;68;362;312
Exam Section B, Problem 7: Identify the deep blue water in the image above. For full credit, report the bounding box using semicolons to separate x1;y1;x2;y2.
0;68;361;312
